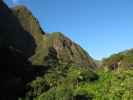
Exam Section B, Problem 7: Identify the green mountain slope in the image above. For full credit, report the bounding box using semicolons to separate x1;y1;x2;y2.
12;5;96;69
102;49;133;70
12;6;45;47
12;6;47;64
0;1;47;99
32;32;97;68
1;0;133;100
0;0;36;57
0;1;97;99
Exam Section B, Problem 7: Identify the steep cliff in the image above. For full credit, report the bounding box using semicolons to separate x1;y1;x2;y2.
0;1;97;99
12;5;96;68
41;32;97;68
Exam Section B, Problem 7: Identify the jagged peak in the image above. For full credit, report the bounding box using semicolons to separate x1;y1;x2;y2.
12;4;45;37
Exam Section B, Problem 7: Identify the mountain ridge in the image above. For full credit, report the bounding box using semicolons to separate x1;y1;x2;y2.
0;1;97;99
1;0;133;99
12;4;97;68
102;48;133;70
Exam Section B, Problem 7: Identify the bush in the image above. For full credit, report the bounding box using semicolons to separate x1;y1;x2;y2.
39;86;73;100
74;88;93;100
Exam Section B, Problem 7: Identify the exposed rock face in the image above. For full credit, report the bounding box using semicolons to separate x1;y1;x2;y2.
45;32;97;68
0;1;97;99
11;5;96;68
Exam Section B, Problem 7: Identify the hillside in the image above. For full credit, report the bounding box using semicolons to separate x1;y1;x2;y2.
12;6;45;48
12;5;47;65
0;1;97;100
0;1;47;99
31;32;96;68
0;0;36;57
102;49;133;70
11;4;96;69
1;0;133;100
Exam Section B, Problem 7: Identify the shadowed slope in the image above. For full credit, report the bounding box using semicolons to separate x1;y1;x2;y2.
0;1;36;57
0;1;46;99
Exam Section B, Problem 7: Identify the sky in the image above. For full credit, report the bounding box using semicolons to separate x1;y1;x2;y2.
5;0;133;60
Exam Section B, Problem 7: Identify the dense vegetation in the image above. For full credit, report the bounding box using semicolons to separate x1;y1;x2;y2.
21;64;98;100
17;65;133;100
1;0;133;100
19;48;133;100
102;49;133;70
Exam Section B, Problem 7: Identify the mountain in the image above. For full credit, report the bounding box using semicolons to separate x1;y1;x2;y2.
0;1;49;99
102;48;133;70
0;1;36;57
0;1;97;99
32;32;97;68
12;5;96;68
12;6;45;47
1;0;133;99
12;6;47;64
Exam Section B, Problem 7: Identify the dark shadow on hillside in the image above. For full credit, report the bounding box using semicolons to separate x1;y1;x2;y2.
0;1;48;99
0;47;49;100
0;0;36;57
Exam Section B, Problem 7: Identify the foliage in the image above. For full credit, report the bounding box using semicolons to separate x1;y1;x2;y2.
102;49;133;68
78;68;133;100
22;63;97;100
19;58;133;100
2;1;133;100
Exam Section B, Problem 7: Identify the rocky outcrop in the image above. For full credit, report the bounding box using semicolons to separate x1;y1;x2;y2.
0;1;97;99
43;32;97;68
11;5;96;68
